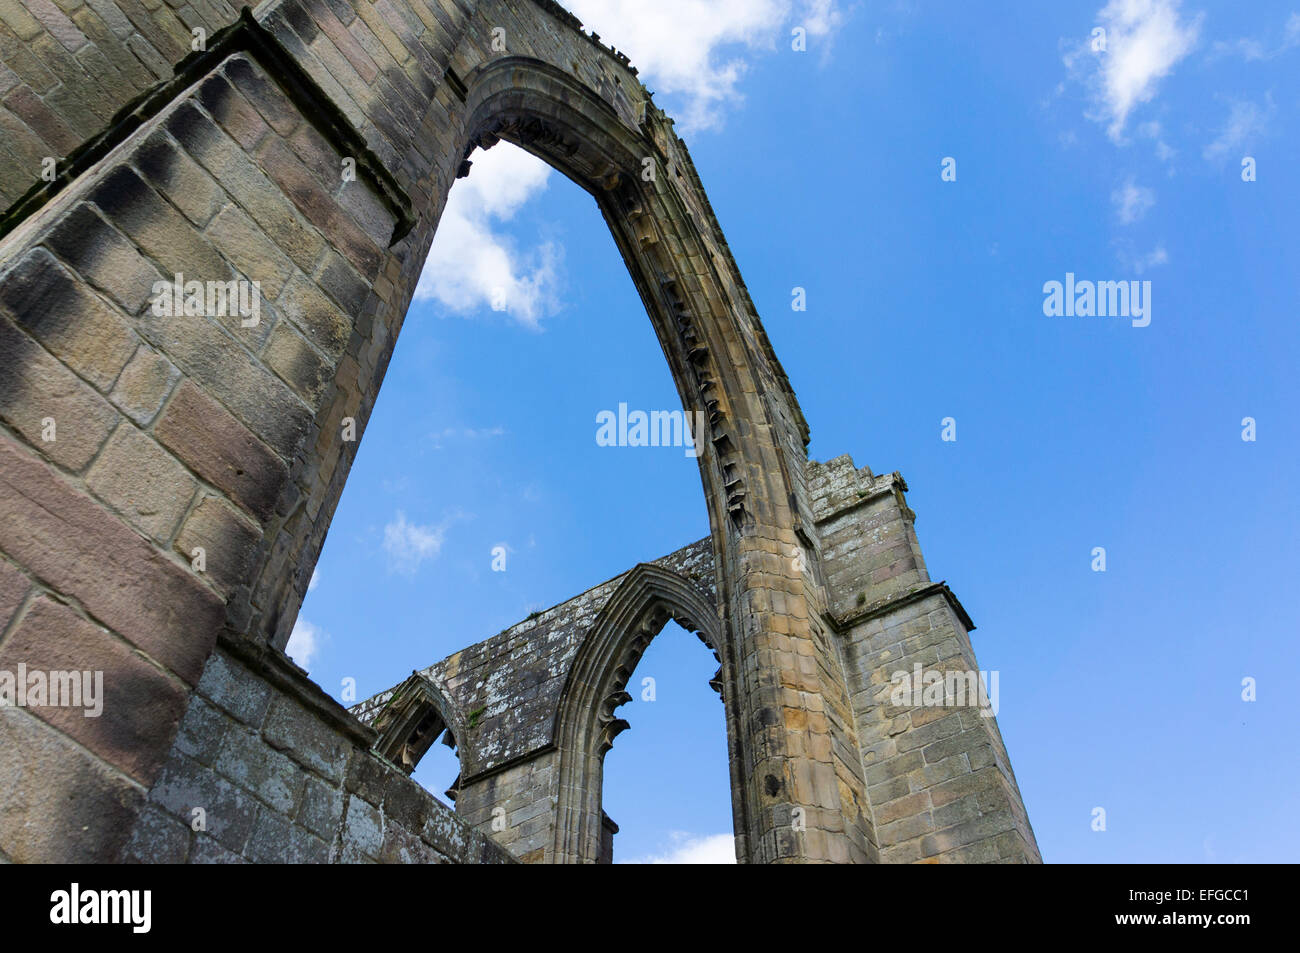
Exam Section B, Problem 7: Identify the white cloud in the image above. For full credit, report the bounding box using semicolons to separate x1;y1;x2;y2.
417;5;845;323
621;832;738;864
567;1;842;131
1112;178;1156;224
286;617;323;670
414;144;560;329
383;511;448;575
416;4;845;325
1202;96;1273;162
1066;0;1202;141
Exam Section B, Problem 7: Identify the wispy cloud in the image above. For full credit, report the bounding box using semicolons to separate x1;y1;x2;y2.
1115;240;1169;273
429;425;506;450
383;511;452;575
286;617;324;670
415;144;560;329
1137;120;1176;161
1065;0;1202;142
566;1;843;131
620;831;737;864
1112;177;1156;224
1210;12;1300;61
1202;96;1274;163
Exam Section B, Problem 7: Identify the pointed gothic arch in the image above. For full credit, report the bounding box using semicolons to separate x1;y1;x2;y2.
370;673;466;801
550;562;747;864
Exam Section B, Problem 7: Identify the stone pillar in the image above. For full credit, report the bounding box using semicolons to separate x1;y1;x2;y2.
809;456;1041;862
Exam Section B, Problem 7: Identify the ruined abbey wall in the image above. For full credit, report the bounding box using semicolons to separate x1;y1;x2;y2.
0;0;1038;863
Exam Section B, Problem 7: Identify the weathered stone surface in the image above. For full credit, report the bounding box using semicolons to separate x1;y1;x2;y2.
0;437;224;686
154;380;290;523
194;651;272;728
132;132;228;229
173;496;261;597
275;272;352;360
109;344;180;425
121;804;192;864
172;694;233;768
135;298;313;461
0;316;120;471
0;596;190;784
42;202;164;316
89;166;235;284
297;775;345;840
0;557;30;631
0;707;143;863
0;248;137;392
148;752;260;855
85;424;197;543
263;696;350;783
263;318;333;404
204;203;297;300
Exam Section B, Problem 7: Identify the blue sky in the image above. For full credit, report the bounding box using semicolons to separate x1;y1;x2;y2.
292;0;1300;863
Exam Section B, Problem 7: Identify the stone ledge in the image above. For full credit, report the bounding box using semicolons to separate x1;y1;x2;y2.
216;628;376;750
813;469;912;527
826;581;976;634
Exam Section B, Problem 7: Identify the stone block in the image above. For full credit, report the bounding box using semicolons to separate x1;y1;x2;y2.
85;424;196;542
0;248;137;392
263;318;332;403
297;775;345;840
214;725;304;813
154;380;290;523
148;752;259;855
262;695;349;782
0;595;191;784
89;165;234;283
341;794;382;858
203;203;296;300
173;495;260;596
131;131;228;228
0;437;224;685
172;693;232;767
43;202;164;315
195;651;271;728
109;344;179;424
121;804;191;863
0;706;143;863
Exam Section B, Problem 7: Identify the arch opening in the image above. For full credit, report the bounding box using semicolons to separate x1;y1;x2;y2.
551;561;750;864
599;619;734;864
279;47;841;864
370;674;465;803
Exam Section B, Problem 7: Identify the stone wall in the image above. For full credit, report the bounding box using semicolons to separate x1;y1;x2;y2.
0;0;244;211
123;635;515;863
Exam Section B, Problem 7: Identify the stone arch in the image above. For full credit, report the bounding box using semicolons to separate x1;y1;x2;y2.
550;562;745;864
370;672;467;800
438;56;877;863
455;55;776;556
